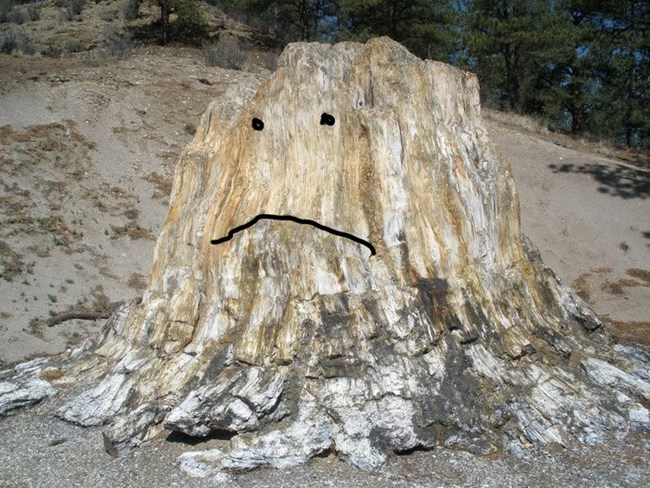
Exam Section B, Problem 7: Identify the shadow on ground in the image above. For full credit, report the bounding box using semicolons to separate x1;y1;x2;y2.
549;163;650;199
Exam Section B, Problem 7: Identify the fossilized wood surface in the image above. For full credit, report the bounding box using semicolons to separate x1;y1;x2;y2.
1;38;648;474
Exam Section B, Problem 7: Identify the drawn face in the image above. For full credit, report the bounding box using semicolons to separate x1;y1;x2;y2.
198;38;509;281
210;112;376;256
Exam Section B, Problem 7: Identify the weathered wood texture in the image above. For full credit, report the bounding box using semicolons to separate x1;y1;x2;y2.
1;38;648;475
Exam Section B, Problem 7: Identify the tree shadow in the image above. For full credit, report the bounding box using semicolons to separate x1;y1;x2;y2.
548;163;650;199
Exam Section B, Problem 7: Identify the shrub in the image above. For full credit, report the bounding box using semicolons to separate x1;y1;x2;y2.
62;0;86;21
0;27;34;54
26;4;40;21
42;41;62;58
203;37;246;70
103;26;133;59
123;0;140;21
8;5;25;24
171;0;208;44
63;38;79;54
0;0;16;24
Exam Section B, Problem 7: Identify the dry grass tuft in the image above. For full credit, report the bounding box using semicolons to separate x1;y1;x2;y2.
626;268;650;284
572;274;591;302
110;222;154;240
127;272;148;290
600;279;642;296
592;267;613;274
145;171;173;199
603;319;650;349
483;109;550;134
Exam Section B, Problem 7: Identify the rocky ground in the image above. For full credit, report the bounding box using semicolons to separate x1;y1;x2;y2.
0;44;648;486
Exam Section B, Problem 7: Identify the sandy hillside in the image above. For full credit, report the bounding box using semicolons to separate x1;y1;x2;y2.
0;46;648;487
485;113;649;347
0;48;265;367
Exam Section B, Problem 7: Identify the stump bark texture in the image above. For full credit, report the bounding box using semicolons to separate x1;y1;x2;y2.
1;38;648;474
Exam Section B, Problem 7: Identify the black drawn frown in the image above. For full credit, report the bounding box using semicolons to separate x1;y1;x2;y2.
210;113;376;256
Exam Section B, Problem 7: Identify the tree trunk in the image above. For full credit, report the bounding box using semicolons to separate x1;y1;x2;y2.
570;66;584;135
158;0;170;45
1;38;648;476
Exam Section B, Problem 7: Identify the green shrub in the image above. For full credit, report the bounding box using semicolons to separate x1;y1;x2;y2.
8;5;25;24
0;0;17;24
26;4;40;21
170;0;208;44
123;0;140;21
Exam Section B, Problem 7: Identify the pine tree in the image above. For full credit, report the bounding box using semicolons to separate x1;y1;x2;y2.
590;0;649;147
336;0;456;61
531;0;603;134
462;0;554;113
220;0;336;41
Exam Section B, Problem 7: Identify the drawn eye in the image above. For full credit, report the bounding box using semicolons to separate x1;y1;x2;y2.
252;118;264;131
320;113;335;126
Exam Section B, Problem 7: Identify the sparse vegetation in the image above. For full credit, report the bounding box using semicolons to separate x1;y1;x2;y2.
572;274;591;302
63;38;80;54
0;0;15;23
42;41;62;58
601;279;639;296
0;241;24;282
203;36;246;69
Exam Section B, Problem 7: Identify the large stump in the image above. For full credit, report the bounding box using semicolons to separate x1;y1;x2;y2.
1;38;648;474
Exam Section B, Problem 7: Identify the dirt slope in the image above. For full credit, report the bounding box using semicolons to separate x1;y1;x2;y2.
0;48;263;366
486;115;649;347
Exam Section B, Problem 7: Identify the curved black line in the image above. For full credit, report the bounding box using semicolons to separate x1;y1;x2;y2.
210;214;376;256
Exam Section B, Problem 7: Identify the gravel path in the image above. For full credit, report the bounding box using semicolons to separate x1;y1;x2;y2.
1;395;648;488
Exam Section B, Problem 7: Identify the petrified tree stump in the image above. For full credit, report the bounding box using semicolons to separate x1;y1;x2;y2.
1;38;648;474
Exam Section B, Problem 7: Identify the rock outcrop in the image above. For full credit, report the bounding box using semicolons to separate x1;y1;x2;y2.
1;38;648;475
